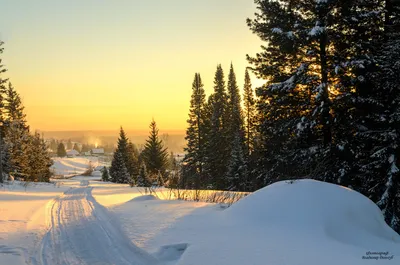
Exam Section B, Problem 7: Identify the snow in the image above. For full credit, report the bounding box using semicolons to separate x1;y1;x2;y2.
271;27;283;34
309;25;325;36
1;178;399;265
51;157;107;177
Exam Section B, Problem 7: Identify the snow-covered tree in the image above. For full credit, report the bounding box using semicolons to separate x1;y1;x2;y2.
109;127;130;183
109;151;130;183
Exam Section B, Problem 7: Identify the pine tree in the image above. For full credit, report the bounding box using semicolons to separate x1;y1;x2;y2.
109;127;130;183
101;166;110;182
0;40;8;183
141;119;168;185
243;68;257;156
246;0;358;185
137;162;151;188
225;63;247;191
109;151;130;183
25;133;52;182
354;0;400;233
182;73;207;189
204;65;229;190
126;141;139;183
5;82;27;127
3;83;30;177
57;143;67;157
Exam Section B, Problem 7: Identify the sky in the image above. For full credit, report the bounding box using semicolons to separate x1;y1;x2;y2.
0;0;264;133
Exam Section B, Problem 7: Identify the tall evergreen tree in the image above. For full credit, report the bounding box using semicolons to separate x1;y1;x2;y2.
225;64;247;191
25;133;52;182
0;40;7;182
109;151;130;183
3;82;30;177
247;0;400;233
141;119;168;184
126;141;139;184
204;65;229;190
109;127;130;183
355;0;400;233
182;73;207;189
243;68;257;156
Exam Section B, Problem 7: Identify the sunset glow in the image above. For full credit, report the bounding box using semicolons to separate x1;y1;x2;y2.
0;0;264;132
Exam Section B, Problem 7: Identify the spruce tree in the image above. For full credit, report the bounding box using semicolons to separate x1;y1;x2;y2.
204;65;229;190
225;63;247;191
141;119;168;184
109;151;130;183
355;0;400;233
101;166;110;182
4;83;30;177
25;133;52;182
0;40;7;182
109;127;130;183
57;143;67;157
243;68;257;156
182;73;206;189
126;141;139;183
137;162;151;188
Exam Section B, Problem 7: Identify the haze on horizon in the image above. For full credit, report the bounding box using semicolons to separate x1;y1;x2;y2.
0;0;264;132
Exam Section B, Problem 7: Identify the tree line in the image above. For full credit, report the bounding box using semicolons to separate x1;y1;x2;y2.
181;0;400;234
106;120;173;187
0;41;52;183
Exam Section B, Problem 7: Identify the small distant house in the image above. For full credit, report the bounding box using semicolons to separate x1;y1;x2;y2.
66;149;79;157
174;153;185;162
91;148;105;156
84;151;91;156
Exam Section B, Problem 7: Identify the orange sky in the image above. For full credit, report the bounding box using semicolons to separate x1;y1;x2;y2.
0;0;265;132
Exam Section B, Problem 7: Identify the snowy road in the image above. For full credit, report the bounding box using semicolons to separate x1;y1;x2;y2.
33;181;159;265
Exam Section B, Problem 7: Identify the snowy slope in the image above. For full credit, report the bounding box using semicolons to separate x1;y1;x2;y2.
51;157;107;176
1;178;399;265
139;180;400;265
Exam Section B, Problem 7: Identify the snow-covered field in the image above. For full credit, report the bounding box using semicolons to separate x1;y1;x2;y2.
0;177;399;265
51;157;108;177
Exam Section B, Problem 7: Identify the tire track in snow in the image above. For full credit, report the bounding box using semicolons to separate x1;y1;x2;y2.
34;181;160;265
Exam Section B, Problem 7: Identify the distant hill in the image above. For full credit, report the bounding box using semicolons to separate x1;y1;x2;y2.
40;130;186;154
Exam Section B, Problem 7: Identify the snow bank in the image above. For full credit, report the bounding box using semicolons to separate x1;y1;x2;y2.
144;179;400;265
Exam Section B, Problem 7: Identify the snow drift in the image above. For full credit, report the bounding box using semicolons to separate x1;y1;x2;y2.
225;179;399;247
151;179;400;265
